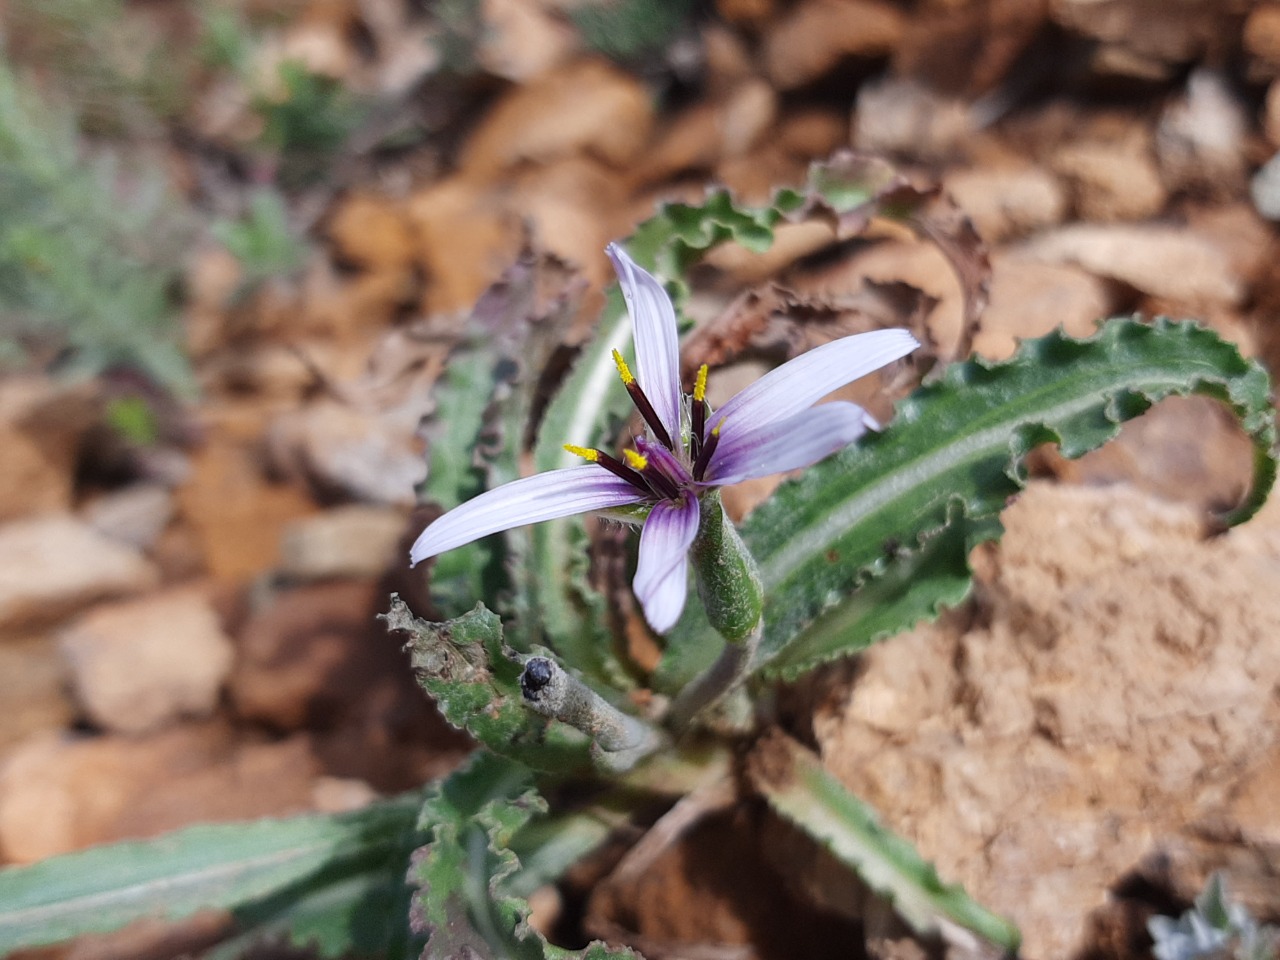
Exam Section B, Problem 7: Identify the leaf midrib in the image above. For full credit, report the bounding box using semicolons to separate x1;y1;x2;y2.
759;364;1205;587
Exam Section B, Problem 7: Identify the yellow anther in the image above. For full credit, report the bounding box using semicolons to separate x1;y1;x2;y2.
711;418;723;436
693;364;708;403
622;449;649;471
611;349;636;386
563;444;599;462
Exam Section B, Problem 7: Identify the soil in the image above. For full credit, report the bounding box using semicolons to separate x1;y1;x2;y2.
2;1;1280;959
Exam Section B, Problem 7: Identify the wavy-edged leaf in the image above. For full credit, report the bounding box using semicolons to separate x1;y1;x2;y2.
411;751;640;960
418;249;583;624
748;731;1020;951
658;318;1276;688
0;794;420;954
382;596;593;772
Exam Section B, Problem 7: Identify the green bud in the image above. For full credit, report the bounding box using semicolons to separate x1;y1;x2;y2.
690;491;763;644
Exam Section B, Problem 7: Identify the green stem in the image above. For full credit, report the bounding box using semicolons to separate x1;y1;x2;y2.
666;493;766;731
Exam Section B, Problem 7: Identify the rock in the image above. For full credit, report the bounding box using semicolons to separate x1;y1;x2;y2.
1048;395;1258;516
278;504;408;581
176;406;318;582
59;588;235;735
459;58;654;177
325;192;418;275
0;724;319;863
1157;70;1249;195
1244;4;1280;75
853;77;970;160
974;255;1113;360
229;580;467;791
763;0;904;90
1252;150;1280;222
266;400;425;507
1266;80;1280;148
0;377;97;524
311;775;379;814
0;514;158;634
1020;223;1244;307
473;0;578;81
635;79;777;187
0;636;75;752
405;175;521;316
510;158;629;284
1052;139;1167;221
816;482;1280;959
229;579;408;731
944;166;1067;243
82;484;175;551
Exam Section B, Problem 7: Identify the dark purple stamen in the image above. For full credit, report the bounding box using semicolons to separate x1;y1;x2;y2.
691;397;706;460
591;449;653;495
624;381;675;451
691;423;721;482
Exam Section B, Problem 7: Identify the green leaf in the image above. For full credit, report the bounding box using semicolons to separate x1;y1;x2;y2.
0;59;194;394
411;751;639;960
659;318;1277;687
382;596;595;772
419;250;583;627
0;794;421;954
748;731;1020;951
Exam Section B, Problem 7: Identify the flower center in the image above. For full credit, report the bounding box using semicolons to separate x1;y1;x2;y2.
564;358;723;496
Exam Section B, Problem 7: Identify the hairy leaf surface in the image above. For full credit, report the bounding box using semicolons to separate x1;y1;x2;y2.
411;751;638;960
0;795;420;953
382;596;594;772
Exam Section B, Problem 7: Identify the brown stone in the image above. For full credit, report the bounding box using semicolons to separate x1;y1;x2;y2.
473;0;577;81
176;407;318;583
1052;139;1167;222
266;399;425;507
945;165;1067;243
1021;223;1244;308
510;158;628;284
635;79;777;187
0;636;74;753
229;580;466;791
1267;79;1280;147
278;504;408;581
0;377;97;524
1156;70;1249;195
326;192;417;274
853;77;970;160
405;175;521;317
459;58;654;177
0;514;158;634
974;254;1113;361
763;0;904;91
1244;4;1280;71
0;724;319;863
816;482;1280;958
59;587;235;735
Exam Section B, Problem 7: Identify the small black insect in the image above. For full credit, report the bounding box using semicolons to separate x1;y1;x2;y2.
520;657;554;699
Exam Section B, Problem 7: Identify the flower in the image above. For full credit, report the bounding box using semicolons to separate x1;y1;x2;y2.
411;243;919;633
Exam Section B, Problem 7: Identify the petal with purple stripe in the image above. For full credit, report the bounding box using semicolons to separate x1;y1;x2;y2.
632;492;700;633
607;243;682;442
708;328;918;435
410;465;645;565
705;401;876;487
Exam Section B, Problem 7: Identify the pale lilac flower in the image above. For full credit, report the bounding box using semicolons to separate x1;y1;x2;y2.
411;243;918;633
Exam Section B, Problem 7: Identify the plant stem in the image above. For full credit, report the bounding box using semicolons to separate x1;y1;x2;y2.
519;656;663;772
665;621;761;732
